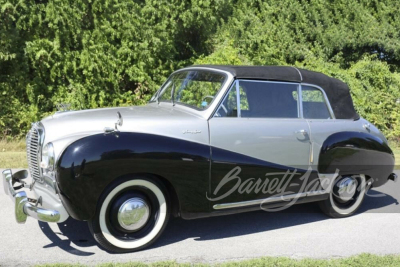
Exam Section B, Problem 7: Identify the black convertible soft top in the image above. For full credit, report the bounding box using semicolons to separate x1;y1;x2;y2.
192;65;359;120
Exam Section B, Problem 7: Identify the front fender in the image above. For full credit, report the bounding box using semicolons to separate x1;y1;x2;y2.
56;132;210;221
318;131;394;187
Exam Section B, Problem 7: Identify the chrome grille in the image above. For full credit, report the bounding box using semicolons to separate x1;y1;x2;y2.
26;126;42;181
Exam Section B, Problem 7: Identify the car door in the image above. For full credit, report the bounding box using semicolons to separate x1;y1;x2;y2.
208;80;314;208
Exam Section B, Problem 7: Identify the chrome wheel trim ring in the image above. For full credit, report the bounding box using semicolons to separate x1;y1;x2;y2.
117;198;150;231
330;174;366;215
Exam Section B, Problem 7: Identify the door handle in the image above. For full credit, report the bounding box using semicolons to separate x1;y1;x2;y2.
295;129;309;140
296;129;308;136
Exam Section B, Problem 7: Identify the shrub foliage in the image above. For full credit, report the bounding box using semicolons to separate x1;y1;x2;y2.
1;0;400;139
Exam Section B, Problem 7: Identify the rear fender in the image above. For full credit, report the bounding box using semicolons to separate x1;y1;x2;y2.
318;131;394;187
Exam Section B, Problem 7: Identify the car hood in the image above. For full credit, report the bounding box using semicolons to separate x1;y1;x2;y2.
41;104;209;149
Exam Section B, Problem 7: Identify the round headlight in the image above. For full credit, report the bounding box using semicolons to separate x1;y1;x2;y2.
41;142;55;172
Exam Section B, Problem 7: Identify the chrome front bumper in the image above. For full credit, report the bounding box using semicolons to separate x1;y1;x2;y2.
2;169;61;224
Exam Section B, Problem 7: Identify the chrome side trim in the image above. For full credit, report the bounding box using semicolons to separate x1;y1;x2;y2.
213;190;328;210
305;119;313;164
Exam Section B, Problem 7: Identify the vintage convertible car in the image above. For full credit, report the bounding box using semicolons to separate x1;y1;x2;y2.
2;65;397;252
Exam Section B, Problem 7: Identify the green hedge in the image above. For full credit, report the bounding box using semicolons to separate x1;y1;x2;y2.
1;0;400;139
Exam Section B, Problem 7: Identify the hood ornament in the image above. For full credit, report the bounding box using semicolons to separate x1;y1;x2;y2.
56;103;71;113
104;112;123;134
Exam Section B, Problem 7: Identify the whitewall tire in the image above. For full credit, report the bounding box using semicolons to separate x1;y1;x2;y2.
318;174;367;218
89;176;170;253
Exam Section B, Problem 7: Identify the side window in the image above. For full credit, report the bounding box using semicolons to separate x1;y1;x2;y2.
215;85;238;117
301;85;332;119
239;81;299;118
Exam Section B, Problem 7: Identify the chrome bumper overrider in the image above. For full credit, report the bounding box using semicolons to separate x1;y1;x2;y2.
389;173;398;183
2;169;60;224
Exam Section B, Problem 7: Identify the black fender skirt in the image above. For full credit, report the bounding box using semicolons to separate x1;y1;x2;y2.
318;131;395;187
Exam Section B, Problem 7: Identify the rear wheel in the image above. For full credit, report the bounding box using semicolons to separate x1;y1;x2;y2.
318;174;366;218
88;176;170;253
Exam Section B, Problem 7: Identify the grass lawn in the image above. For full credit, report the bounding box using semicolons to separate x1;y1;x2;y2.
393;148;400;169
0;140;27;169
0;151;28;168
34;254;400;267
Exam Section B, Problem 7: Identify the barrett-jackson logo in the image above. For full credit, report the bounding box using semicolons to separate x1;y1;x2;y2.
206;166;377;212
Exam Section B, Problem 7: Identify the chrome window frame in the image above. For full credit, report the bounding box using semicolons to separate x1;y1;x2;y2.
150;67;234;120
236;80;241;118
212;81;237;118
300;83;336;120
214;79;302;119
212;80;336;120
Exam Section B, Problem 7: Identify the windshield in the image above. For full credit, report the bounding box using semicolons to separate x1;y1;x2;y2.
151;70;227;110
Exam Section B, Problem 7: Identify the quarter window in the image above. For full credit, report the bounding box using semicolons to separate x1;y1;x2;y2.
301;85;332;119
215;84;238;117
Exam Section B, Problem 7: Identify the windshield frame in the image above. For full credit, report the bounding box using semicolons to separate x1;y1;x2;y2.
150;67;233;112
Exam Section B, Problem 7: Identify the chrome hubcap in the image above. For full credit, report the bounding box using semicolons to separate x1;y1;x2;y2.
117;198;150;231
333;177;358;203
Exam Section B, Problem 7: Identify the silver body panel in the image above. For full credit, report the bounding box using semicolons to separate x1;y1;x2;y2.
209;118;311;167
42;104;210;160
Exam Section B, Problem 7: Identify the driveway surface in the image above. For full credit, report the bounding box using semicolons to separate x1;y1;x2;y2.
0;169;399;266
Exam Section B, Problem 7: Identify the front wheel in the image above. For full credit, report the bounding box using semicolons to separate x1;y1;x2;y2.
318;174;367;218
88;177;170;253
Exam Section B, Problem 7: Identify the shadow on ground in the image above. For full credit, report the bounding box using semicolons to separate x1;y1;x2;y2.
38;189;398;255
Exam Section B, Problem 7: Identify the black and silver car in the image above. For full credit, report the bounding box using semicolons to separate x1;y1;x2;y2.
2;65;397;252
